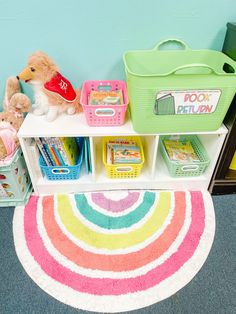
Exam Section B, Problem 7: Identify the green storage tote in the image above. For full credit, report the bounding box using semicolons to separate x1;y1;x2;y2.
0;148;32;207
123;39;236;133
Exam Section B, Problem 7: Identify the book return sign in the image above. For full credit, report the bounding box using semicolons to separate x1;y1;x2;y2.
154;89;221;115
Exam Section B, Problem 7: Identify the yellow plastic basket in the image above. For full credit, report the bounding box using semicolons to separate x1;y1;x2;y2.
102;136;145;179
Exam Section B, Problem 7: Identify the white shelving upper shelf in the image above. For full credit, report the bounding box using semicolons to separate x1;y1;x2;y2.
18;112;228;138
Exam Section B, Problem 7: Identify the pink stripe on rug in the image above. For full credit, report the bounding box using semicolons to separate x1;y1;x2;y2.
91;191;140;212
24;191;205;295
42;192;186;271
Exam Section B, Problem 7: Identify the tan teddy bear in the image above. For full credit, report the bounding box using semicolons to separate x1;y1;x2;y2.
0;77;31;162
3;76;31;127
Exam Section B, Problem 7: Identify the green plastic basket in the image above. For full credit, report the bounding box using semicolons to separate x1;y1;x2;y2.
123;38;236;133
159;135;210;177
0;149;32;207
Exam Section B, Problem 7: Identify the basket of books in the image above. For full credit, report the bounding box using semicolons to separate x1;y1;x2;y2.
80;80;129;126
102;136;145;179
160;135;210;177
38;137;84;180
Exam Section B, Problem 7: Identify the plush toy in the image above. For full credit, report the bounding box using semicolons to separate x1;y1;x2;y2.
2;76;31;131
0;123;18;164
0;77;31;163
17;51;82;122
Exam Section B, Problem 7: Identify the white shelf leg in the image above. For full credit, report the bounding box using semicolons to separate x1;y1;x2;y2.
19;137;40;195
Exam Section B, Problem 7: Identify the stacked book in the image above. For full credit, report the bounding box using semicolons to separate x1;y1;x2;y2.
89;90;123;105
106;139;142;165
35;137;80;166
163;139;200;163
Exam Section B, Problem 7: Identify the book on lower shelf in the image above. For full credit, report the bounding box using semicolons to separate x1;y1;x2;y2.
163;139;200;163
35;137;80;167
106;139;142;165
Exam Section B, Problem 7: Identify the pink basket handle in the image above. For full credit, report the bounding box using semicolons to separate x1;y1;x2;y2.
154;38;190;51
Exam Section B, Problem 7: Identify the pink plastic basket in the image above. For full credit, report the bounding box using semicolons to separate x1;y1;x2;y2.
80;80;129;126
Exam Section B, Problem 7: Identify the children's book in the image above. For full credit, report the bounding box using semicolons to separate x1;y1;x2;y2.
35;137;53;166
86;138;92;172
163;139;200;163
46;144;60;166
89;90;123;106
112;144;142;164
59;137;80;166
40;138;57;166
106;139;142;164
83;137;92;173
52;145;65;166
49;137;70;166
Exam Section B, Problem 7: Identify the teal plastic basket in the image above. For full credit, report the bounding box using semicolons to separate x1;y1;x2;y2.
160;135;210;177
39;137;84;180
0;148;32;207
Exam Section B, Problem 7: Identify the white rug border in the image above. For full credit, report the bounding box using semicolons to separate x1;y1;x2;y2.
13;190;215;313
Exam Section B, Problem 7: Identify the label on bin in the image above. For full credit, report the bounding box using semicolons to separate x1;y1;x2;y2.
154;89;221;115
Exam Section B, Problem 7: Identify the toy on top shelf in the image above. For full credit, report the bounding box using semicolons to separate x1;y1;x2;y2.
0;124;18;164
17;51;82;122
2;76;31;130
0;77;31;164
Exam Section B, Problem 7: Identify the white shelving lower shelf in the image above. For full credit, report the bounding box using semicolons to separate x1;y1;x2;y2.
18;112;228;195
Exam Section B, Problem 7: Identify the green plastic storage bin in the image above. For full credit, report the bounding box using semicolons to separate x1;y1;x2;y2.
123;38;236;134
222;22;236;60
0;149;32;207
160;135;210;177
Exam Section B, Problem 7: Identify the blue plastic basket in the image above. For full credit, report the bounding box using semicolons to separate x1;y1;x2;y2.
39;137;84;180
0;148;32;207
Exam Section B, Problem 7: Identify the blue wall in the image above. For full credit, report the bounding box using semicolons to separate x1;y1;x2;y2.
0;0;236;106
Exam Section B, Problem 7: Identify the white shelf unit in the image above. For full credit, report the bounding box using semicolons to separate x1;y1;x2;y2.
18;112;228;195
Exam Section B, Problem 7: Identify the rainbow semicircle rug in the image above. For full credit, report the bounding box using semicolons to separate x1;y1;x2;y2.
13;190;215;313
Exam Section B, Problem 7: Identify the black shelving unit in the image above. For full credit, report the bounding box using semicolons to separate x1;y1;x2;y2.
209;95;236;194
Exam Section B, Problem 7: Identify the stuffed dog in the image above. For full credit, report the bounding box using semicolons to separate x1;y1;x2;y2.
17;51;82;122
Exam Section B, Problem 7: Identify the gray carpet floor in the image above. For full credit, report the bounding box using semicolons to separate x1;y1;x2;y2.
0;194;236;314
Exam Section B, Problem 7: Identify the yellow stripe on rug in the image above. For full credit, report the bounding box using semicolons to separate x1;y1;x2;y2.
56;192;171;250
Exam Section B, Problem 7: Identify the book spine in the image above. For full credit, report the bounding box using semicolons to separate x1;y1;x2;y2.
44;138;62;166
53;137;71;165
49;146;61;166
46;138;64;166
52;144;65;166
41;138;56;166
34;137;52;166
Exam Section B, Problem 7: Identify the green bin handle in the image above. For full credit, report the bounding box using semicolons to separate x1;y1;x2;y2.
169;63;218;75
154;38;190;51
